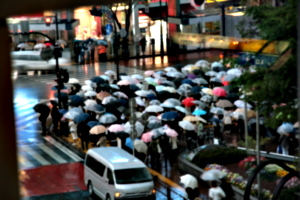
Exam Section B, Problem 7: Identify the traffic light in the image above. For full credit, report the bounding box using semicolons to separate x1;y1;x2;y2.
89;7;102;17
45;17;52;27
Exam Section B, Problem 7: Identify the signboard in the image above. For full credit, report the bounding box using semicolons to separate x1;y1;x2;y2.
236;52;279;68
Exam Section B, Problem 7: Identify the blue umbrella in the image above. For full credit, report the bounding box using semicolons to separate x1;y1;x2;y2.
130;84;140;92
181;79;194;86
125;137;133;149
74;113;90;123
69;95;84;106
146;93;157;100
190;86;202;94
87;121;101;128
94;104;106;114
97;40;108;46
161;111;180;121
58;109;68;115
192;109;207;116
277;123;294;134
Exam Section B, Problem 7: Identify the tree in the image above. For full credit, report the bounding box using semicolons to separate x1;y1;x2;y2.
232;0;297;128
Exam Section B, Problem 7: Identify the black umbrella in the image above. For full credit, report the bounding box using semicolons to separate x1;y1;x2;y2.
173;64;184;71
192;69;205;77
157;91;173;102
90;76;106;85
69;95;84;106
129;84;140;92
115;131;130;140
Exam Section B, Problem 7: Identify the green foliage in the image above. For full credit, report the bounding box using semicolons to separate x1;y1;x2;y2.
279;184;300;200
238;136;271;149
191;147;247;168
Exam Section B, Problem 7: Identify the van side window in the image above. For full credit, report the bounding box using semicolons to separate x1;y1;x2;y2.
86;155;105;176
107;169;114;184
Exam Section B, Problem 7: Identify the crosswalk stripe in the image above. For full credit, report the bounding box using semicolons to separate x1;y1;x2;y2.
16;114;39;125
44;137;83;161
21;146;51;165
18;155;35;169
37;143;68;164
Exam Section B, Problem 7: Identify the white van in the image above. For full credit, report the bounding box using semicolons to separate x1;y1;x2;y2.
84;147;156;200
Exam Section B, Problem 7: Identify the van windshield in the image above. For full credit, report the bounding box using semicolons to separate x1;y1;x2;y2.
114;168;152;184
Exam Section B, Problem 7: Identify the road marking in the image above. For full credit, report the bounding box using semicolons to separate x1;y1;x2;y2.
18;155;35;169
44;136;83;162
16;114;39;125
21;146;51;165
37;143;68;164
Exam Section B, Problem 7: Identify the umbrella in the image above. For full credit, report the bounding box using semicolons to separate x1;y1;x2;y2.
192;109;207;116
201;95;213;103
121;76;140;84
179;121;195;131
99;75;110;81
145;105;164;113
84;91;97;97
161;80;176;88
174;106;188;114
210;77;222;83
187;73;197;79
102;96;118;105
181;79;194;86
93;104;106;114
160;102;174;108
183;115;198;122
212;87;227;97
180;174;198;189
141;132;155;143
161;86;177;93
81;85;93;92
277;123;294;134
210;107;225;115
230;112;244;120
68;78;80;84
125;137;133;149
182;97;196;107
211;62;224;71
149;100;161;105
216;99;234;108
179;83;193;91
224;74;238;82
195;60;210;67
161;111;180;121
192;101;206;109
97;91;111;101
134;140;148;154
227;68;243;77
135;90;151;97
113;91;128;99
97;40;108;46
192;78;208;85
74;113;90;123
90;76;106;85
164;128;178;137
167;71;185;78
117;80;131;86
110;84;120;90
200;169;227;181
63;107;84;119
164;66;177;72
87;121;101;128
165;98;182;107
99;114;117;124
115;131;130;140
69;95;84;106
234;100;253;109
201;88;213;96
104;70;116;77
108;124;125;133
147;120;162;129
235;108;256;118
124;121;145;137
144;70;155;76
205;71;218;77
89;125;106;135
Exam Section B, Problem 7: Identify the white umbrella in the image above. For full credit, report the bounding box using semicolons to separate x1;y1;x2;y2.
64;107;83;120
149;100;161;105
165;98;182;107
99;75;110;81
210;107;225;115
166;71;185;78
84;99;97;107
192;78;208;85
161;86;177;93
134;140;148;154
210;77;222;83
205;71;218;77
135;90;151;97
124;121;145;137
99;114;117;124
102;96;118;105
200;95;213;103
113;91;128;99
175;106;189;114
110;84;120;90
180;174;198;189
211;62;224;70
17;43;29;48
84;91;97;97
164;66;178;72
224;74;237;82
147;120;162;129
121;76;139;84
200;169;227;181
227;68;243;77
179;121;195;131
195;60;210;67
145;105;164;113
234;100;253;109
68;78;80;84
131;74;144;80
34;43;46;49
160;102;174;108
105;70;116;77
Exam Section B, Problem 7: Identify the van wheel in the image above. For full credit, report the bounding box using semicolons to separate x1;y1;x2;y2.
88;181;94;196
106;195;111;200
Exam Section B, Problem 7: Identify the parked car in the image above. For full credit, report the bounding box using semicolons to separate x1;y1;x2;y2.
11;50;70;73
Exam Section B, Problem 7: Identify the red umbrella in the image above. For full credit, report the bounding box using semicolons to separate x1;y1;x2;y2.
182;97;196;107
212;87;227;97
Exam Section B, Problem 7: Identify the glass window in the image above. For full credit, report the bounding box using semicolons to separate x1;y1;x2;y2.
114;168;152;184
86;155;105;176
107;168;114;185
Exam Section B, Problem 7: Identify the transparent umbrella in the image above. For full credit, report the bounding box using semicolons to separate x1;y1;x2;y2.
99;114;117;124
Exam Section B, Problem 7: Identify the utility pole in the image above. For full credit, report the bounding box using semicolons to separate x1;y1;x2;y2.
159;0;164;56
129;98;137;156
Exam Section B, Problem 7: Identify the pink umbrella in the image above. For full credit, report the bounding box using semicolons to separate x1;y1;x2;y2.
141;132;154;143
108;124;125;133
164;128;178;138
144;70;155;76
117;80;131;86
182;97;196;107
212;87;227;97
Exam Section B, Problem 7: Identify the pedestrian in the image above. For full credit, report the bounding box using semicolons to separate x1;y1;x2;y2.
68;119;80;146
208;180;226;200
139;35;147;56
219;178;234;200
49;100;62;136
77;121;91;150
98;43;107;62
80;42;86;64
33;103;51;136
73;42;81;64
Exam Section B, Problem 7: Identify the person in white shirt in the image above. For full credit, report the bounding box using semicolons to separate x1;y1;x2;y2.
209;181;226;200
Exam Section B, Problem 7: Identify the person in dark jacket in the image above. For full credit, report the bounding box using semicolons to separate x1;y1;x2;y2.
50;100;62;136
33;103;51;136
220;177;234;200
139;35;147;56
73;42;81;64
